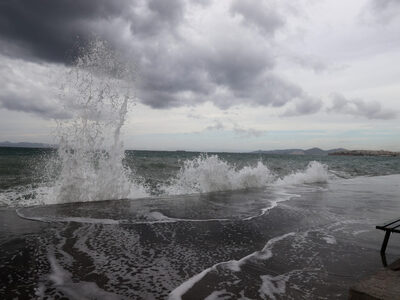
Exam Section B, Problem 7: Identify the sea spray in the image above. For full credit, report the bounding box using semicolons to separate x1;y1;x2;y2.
275;161;330;185
162;154;276;194
49;40;147;204
163;155;330;195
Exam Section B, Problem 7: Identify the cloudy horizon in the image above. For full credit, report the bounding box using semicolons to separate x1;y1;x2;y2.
0;0;399;152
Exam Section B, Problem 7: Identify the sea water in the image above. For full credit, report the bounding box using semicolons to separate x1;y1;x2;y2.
1;40;400;299
2;148;399;207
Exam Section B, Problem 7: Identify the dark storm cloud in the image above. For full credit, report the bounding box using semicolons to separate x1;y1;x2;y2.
0;0;188;62
0;0;317;115
328;94;397;120
135;33;306;109
0;0;130;62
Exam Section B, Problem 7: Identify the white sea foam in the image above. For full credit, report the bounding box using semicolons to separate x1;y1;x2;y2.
276;161;330;186
259;274;290;300
322;235;337;245
169;232;295;300
243;190;300;221
15;209;121;225
138;211;231;223
45;255;120;299
204;290;233;300
163;154;275;195
163;155;330;196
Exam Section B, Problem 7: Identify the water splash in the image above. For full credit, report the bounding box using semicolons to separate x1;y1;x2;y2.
276;161;330;185
163;155;330;195
162;154;276;195
48;40;147;204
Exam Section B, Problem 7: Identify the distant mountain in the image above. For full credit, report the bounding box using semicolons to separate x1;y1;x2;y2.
304;147;326;155
252;147;347;156
0;141;53;148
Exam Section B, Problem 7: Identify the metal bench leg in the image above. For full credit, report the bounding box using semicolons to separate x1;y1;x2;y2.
380;231;391;254
381;251;388;267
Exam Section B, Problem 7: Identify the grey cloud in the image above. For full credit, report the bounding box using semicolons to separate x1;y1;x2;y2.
230;0;284;35
191;0;212;7
0;92;70;119
0;0;186;62
205;120;266;138
187;111;203;119
129;0;185;38
289;54;327;73
282;97;323;117
369;0;400;12
0;0;130;63
362;0;400;24
0;0;313;114
0;54;70;119
148;0;184;24
134;24;305;110
328;93;397;120
233;127;266;138
205;121;225;131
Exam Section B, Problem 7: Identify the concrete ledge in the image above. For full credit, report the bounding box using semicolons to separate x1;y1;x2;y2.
349;259;400;300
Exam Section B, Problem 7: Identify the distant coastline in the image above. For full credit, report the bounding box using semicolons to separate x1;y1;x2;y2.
0;141;53;148
252;147;400;156
252;147;347;156
328;150;400;157
1;142;399;156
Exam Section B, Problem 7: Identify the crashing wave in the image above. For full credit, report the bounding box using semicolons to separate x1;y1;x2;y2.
162;154;275;195
162;155;330;195
276;161;330;186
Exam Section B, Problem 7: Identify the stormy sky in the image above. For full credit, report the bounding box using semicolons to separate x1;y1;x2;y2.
0;0;399;151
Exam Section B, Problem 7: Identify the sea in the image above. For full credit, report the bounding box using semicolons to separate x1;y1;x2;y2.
1;147;400;299
1;41;400;299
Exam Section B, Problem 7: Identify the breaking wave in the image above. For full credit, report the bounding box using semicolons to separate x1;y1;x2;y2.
275;161;330;186
3;154;331;207
163;155;330;195
162;154;275;195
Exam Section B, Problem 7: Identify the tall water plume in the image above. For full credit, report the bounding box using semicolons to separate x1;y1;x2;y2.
50;40;147;204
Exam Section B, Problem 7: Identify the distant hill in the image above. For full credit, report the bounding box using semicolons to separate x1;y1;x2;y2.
0;141;53;148
252;147;347;156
